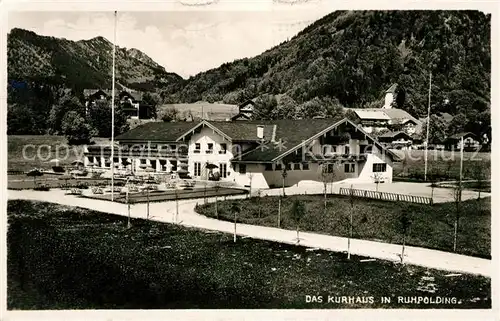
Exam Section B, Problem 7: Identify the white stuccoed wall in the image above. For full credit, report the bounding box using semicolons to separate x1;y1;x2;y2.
187;126;235;181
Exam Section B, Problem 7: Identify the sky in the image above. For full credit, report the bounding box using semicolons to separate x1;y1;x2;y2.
8;5;332;78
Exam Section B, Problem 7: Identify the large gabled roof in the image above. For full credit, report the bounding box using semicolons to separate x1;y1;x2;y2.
448;132;477;140
114;117;399;162
206;121;275;141
115;121;201;142
382;108;420;124
234;118;399;163
353;109;391;120
379;131;412;138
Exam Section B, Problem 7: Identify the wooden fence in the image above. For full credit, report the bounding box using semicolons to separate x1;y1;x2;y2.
339;187;433;205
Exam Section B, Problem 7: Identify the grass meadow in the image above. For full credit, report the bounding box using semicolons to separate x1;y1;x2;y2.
391;149;491;181
7;200;490;309
196;195;491;258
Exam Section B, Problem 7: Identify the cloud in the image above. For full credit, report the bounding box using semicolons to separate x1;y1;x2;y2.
11;10;328;78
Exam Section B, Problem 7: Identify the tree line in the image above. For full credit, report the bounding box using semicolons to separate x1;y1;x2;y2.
7;82;158;144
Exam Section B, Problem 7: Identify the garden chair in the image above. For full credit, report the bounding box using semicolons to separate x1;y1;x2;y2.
92;187;104;194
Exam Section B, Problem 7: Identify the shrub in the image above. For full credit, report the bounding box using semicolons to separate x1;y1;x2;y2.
33;185;50;191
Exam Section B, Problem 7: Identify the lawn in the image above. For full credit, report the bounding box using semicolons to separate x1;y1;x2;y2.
7;200;490;309
8;135;109;171
391;150;491;181
196;195;491;258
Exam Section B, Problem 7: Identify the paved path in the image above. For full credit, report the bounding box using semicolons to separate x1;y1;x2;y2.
8;189;491;277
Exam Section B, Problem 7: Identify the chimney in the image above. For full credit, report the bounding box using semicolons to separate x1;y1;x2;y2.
271;125;277;142
257;125;264;139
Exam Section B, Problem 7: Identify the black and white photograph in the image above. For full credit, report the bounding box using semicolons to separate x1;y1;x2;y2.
1;0;496;317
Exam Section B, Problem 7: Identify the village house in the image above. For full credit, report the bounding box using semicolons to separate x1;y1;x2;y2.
349;84;421;136
377;131;414;150
231;98;257;120
83;88;153;119
351;109;392;134
347;84;422;150
83;118;398;189
444;132;481;151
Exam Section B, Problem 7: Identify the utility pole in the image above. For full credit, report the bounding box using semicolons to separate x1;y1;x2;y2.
424;71;432;181
453;136;464;252
146;184;150;220
110;10;117;201
278;197;281;228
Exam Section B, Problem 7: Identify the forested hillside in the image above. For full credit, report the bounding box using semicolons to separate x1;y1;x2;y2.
160;11;490;123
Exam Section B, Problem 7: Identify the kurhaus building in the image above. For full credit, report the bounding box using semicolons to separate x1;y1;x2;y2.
83;118;398;189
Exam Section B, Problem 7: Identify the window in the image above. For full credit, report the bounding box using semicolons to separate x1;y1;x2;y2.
323;163;334;173
219;143;227;154
275;163;282;171
194;162;202;177
344;163;355;173
344;146;350;155
264;163;273;171
220;163;228;178
323;145;337;155
206;143;214;153
372;163;387;172
239;164;247;174
170;144;177;152
159;159;167;171
140;159;147;165
302;162;310;170
149;144;157;150
170;160;177;171
286;163;292;171
194;143;201;153
293;163;301;170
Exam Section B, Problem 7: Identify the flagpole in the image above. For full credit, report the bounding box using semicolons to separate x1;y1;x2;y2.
111;10;117;201
424;71;432;181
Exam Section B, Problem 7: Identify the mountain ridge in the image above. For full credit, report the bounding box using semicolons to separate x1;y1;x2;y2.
157;10;490;121
7;27;183;91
